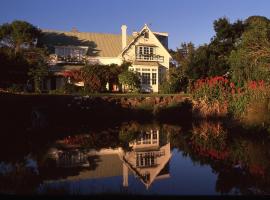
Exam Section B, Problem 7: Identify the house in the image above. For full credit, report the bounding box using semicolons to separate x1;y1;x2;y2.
40;24;172;92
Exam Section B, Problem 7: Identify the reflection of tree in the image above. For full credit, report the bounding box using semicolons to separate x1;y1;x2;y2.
173;120;270;195
0;159;40;194
188;121;229;162
56;130;120;150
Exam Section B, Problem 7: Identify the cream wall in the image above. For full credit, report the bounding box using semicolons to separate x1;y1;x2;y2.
98;57;122;65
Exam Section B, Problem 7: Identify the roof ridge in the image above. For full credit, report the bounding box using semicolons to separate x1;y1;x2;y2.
41;29;132;37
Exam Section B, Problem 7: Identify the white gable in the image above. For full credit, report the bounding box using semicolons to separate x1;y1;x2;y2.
120;24;171;69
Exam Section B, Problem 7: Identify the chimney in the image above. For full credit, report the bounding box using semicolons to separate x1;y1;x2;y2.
71;27;79;32
121;25;127;50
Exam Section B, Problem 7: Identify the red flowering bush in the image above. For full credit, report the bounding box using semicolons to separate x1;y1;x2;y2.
62;69;84;82
191;76;270;118
191;76;236;117
192;76;234;102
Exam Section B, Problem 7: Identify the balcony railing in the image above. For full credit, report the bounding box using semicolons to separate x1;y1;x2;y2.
135;54;164;62
49;54;86;65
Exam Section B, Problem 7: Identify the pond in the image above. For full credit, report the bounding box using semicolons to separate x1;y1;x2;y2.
0;120;270;195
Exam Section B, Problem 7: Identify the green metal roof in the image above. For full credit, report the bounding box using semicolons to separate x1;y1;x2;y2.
39;29;133;57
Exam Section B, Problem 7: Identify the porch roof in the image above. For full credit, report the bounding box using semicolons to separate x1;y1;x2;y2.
133;61;160;66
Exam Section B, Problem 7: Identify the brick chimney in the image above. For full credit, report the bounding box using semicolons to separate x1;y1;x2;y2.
121;25;127;50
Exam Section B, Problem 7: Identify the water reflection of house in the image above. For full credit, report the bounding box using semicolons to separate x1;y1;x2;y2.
120;129;172;189
45;129;171;189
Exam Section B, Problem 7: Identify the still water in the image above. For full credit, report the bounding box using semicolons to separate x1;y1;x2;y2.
0;121;269;195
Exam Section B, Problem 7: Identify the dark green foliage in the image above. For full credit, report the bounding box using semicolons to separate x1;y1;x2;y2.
160;66;189;94
118;70;140;92
0;20;41;54
28;63;49;93
81;62;132;93
0;20;47;91
229;16;270;85
173;17;246;80
0;48;30;87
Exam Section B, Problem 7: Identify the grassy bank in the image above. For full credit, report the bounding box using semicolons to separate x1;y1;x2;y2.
0;92;192;133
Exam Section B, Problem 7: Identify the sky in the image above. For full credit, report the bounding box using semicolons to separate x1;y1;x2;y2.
1;0;270;50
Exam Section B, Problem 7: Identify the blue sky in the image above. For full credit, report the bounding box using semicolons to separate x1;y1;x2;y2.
1;0;270;49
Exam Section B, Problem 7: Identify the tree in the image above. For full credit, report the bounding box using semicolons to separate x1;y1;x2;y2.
207;18;246;77
0;20;41;54
28;61;49;93
229;16;270;84
118;70;140;92
160;66;189;94
81;64;111;92
180;17;245;80
186;45;210;79
0;47;29;87
171;42;195;75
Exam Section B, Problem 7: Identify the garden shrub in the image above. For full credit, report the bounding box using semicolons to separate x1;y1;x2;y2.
191;76;270;119
7;84;24;93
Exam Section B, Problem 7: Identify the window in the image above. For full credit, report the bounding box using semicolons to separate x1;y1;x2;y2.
144;47;149;55
139;46;143;55
142;73;150;85
153;131;157;139
152;73;157;85
150;47;153;55
140;155;144;166
136;46;155;61
144;31;149;39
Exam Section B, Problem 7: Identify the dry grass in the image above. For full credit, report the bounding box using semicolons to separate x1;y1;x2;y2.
192;99;228;119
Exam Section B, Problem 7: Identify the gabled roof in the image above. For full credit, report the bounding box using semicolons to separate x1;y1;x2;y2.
40;29;133;57
121;24;172;59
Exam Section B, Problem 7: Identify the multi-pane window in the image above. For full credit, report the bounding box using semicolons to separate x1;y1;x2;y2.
142;73;150;85
152;73;157;85
136;153;156;168
137;46;154;55
136;46;155;61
